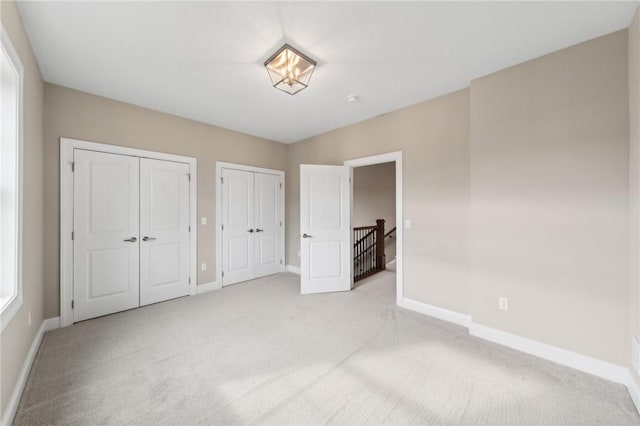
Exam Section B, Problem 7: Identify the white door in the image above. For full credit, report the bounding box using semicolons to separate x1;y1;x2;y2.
140;158;191;305
254;172;282;278
73;149;140;322
222;168;254;285
300;165;352;294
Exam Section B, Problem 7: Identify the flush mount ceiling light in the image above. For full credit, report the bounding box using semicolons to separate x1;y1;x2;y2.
264;44;317;95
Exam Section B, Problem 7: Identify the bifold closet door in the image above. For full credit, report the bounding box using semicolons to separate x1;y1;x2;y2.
139;158;191;306
73;150;140;322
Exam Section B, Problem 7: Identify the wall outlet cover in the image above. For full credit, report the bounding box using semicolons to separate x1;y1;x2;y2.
498;297;509;311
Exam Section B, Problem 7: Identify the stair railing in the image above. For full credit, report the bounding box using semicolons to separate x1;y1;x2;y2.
353;219;385;282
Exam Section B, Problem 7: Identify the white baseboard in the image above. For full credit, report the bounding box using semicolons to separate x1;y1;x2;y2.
286;265;300;275
626;373;640;414
469;322;629;385
1;317;60;426
401;297;639;414
196;281;220;294
402;297;471;328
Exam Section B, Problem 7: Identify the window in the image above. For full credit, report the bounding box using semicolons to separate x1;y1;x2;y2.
1;26;23;331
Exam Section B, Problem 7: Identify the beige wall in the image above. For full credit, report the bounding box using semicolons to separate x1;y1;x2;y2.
629;5;640;386
0;1;45;417
44;84;287;318
287;89;471;315
353;162;396;261
353;162;396;227
470;30;629;365
287;30;630;368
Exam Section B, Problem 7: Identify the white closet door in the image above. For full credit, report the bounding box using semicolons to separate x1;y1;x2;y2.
300;165;352;294
139;158;191;305
222;168;254;286
73;149;140;322
254;172;282;278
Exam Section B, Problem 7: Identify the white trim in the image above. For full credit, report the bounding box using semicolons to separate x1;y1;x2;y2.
1;317;60;426
196;281;221;294
344;151;404;306
215;161;285;288
286;265;301;275
400;296;639;413
0;25;24;332
402;297;472;328
59;138;198;327
632;337;640;375
626;373;640;415
469;322;630;385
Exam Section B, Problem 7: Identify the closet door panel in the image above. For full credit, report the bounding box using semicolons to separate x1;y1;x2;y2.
222;168;254;285
140;158;191;305
73;149;140;322
254;172;282;278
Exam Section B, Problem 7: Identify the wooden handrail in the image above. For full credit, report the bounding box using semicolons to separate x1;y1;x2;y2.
384;227;396;239
353;225;377;231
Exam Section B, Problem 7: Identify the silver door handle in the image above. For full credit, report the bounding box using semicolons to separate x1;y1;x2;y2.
302;233;312;238
124;237;137;242
142;236;156;241
256;228;264;233
248;229;254;233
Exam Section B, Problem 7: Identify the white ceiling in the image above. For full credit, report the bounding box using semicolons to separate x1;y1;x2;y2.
17;1;639;143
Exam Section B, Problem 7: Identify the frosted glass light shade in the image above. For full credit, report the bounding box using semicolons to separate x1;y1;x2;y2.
264;44;316;95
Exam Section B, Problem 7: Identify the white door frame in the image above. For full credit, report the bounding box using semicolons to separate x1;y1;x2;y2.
344;151;404;306
60;137;198;327
215;162;285;287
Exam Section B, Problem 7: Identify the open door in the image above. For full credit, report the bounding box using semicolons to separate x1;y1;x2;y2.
300;165;352;294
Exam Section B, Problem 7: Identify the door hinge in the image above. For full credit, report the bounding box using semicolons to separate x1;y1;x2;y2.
71;300;74;309
280;259;283;265
189;225;191;232
189;277;191;284
187;173;191;181
221;224;224;231
71;231;74;240
221;177;224;184
280;221;282;227
71;162;75;172
222;271;224;278
279;183;282;189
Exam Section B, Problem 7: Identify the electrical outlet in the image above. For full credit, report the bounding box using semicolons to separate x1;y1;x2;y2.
201;263;207;271
201;217;207;225
498;297;509;311
405;219;412;229
28;310;31;326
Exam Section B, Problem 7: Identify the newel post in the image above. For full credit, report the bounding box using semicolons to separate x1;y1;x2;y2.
376;219;385;271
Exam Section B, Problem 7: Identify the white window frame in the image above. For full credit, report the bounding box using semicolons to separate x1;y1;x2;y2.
0;25;24;331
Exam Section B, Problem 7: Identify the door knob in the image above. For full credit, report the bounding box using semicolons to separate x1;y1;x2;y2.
256;228;264;233
247;229;254;233
124;237;137;242
142;236;156;241
302;233;312;238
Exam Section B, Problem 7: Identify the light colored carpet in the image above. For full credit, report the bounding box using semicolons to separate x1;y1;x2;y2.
14;271;640;425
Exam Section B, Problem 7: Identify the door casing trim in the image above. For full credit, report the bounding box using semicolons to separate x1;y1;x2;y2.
344;151;403;306
60;137;198;327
